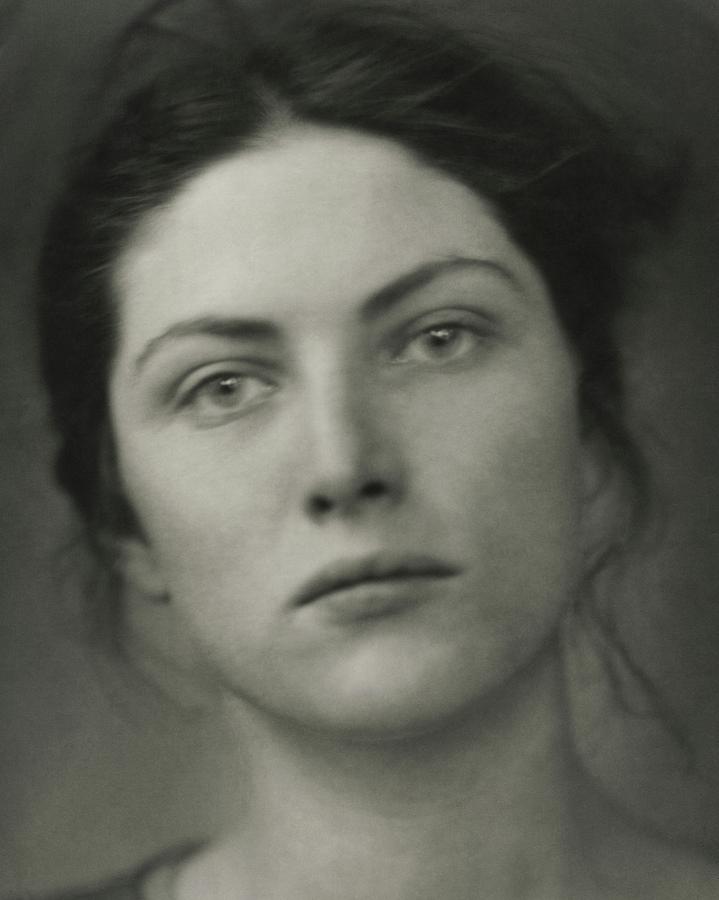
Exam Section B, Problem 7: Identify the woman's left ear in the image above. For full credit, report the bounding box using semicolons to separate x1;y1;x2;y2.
112;533;169;600
578;434;619;556
580;434;610;504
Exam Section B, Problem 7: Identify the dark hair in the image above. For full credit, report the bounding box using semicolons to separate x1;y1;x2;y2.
38;2;679;639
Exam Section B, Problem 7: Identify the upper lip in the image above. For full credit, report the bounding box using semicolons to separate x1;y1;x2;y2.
292;553;460;607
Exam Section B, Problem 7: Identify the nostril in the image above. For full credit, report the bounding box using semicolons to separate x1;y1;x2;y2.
361;480;388;499
308;494;334;517
306;479;392;520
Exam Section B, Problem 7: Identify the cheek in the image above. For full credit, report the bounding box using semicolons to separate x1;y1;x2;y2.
115;425;297;601
406;381;585;687
405;351;585;590
409;350;582;505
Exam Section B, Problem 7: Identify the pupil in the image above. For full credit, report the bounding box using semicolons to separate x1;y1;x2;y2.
429;328;454;345
213;377;242;401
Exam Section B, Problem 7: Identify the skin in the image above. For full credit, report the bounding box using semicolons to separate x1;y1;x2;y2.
107;125;717;898
111;124;588;738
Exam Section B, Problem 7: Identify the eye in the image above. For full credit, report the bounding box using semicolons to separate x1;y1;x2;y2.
178;370;277;426
392;322;486;365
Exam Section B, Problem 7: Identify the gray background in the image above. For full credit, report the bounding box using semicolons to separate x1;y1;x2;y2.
2;0;719;894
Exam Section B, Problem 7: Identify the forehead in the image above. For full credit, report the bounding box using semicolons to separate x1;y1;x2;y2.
113;124;544;336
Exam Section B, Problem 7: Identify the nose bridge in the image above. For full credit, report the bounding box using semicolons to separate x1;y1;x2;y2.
306;352;378;476
301;352;403;518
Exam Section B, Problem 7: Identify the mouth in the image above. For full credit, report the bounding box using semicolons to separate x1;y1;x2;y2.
293;554;460;608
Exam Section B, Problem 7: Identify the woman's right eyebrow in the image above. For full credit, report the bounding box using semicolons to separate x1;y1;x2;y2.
134;317;280;373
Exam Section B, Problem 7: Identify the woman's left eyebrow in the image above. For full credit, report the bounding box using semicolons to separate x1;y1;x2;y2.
360;255;521;321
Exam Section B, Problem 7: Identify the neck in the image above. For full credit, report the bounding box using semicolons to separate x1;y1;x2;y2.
181;640;619;900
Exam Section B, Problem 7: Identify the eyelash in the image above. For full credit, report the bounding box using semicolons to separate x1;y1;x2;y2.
389;312;494;364
174;365;277;420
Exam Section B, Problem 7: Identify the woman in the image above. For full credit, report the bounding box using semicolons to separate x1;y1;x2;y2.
31;1;718;897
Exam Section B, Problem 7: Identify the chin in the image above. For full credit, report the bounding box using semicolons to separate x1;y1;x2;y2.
245;636;531;742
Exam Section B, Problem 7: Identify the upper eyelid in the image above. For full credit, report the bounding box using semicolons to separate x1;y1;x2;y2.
170;359;277;402
392;300;498;324
385;306;498;341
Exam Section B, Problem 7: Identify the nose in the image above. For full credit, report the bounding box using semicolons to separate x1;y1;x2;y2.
301;375;406;523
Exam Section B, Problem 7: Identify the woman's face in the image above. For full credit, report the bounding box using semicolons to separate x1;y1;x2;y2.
110;124;592;737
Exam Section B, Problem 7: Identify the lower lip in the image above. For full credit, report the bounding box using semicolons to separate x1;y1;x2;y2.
298;576;449;625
